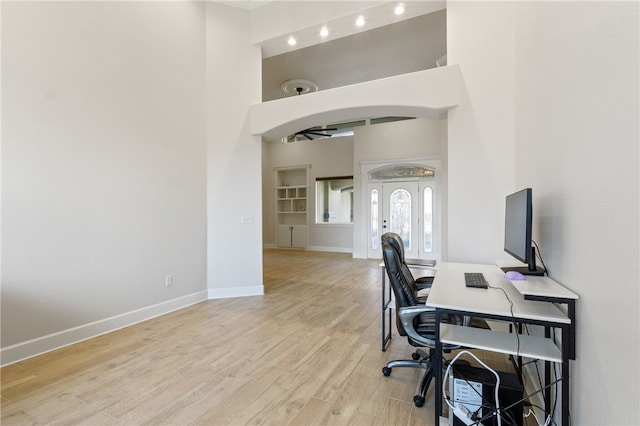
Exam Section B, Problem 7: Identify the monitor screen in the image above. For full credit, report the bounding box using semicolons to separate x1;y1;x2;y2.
504;188;532;264
502;188;544;275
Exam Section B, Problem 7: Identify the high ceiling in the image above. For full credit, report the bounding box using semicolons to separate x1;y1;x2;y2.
261;9;447;102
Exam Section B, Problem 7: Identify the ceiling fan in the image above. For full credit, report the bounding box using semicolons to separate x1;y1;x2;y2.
294;126;338;140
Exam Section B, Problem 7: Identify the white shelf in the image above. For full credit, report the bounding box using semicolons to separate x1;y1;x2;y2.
440;323;562;363
509;275;579;300
275;167;309;247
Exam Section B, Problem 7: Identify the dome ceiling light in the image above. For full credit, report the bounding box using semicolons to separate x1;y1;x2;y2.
280;79;319;96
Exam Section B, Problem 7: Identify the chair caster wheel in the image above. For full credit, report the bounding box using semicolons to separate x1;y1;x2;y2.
412;352;421;360
413;395;425;407
382;367;392;376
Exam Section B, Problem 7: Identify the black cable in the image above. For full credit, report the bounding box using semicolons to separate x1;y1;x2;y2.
551;329;559;422
461;371;564;426
487;283;521;357
521;323;561;426
532;240;548;275
474;402;519;426
528;403;559;426
476;405;519;426
524;324;546;408
514;378;562;410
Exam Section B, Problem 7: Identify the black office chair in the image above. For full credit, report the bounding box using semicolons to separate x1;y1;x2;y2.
381;232;434;292
380;238;486;407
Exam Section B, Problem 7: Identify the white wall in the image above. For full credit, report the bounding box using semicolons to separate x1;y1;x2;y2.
448;1;640;423
446;1;516;264
1;2;208;363
354;118;443;163
206;3;263;298
512;2;639;424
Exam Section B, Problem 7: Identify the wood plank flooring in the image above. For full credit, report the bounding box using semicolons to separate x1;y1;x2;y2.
1;249;515;425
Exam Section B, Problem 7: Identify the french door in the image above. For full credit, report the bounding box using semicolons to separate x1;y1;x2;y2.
368;180;438;260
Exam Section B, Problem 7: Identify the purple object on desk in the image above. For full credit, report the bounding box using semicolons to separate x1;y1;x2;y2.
505;271;526;280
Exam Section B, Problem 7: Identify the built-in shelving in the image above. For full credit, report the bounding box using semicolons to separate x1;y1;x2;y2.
275;166;309;247
277;187;307;216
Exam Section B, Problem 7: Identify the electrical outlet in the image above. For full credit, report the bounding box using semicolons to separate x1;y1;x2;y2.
165;275;173;287
241;215;255;224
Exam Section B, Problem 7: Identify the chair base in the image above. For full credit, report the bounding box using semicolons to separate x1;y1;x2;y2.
382;349;433;407
382;350;470;408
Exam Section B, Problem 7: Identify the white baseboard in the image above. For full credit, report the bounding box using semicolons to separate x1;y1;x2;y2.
351;251;367;259
263;245;353;254
0;291;208;367
208;285;264;299
306;246;352;254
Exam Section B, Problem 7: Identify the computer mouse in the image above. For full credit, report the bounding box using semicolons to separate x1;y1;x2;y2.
505;271;525;280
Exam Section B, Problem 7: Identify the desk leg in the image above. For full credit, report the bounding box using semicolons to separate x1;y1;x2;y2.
545;327;551;415
568;300;576;360
381;266;392;351
434;309;443;424
381;267;386;351
561;326;570;426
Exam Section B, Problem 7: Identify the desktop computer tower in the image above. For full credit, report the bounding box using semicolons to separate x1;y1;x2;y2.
449;364;523;426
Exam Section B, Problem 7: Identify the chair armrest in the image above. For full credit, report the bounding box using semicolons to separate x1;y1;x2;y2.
397;306;436;347
415;276;433;290
416;294;428;304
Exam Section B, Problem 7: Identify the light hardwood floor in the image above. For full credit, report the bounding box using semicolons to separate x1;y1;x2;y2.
1;249;515;425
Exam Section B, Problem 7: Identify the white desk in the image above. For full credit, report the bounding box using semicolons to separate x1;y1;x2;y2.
426;263;570;324
425;262;577;426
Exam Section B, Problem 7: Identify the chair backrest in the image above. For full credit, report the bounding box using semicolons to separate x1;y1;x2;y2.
381;239;420;337
382;232;406;262
381;232;420;294
382;236;464;344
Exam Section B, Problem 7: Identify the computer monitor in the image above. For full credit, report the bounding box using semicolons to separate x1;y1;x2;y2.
502;188;545;276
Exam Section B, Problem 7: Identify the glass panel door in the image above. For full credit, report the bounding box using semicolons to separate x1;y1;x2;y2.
389;188;412;250
382;181;420;259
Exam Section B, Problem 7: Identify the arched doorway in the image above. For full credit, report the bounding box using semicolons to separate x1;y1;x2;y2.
251;67;459;259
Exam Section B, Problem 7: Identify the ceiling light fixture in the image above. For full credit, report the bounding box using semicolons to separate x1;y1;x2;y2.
280;79;319;96
287;36;296;46
320;26;329;37
355;15;365;27
394;3;405;15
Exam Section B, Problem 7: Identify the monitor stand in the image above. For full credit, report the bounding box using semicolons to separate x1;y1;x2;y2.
501;247;546;276
501;265;546;276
